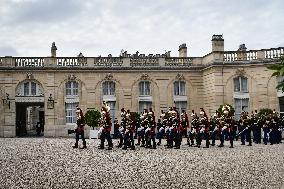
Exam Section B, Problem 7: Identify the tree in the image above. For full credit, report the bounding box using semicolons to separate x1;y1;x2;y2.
84;109;101;130
267;56;284;92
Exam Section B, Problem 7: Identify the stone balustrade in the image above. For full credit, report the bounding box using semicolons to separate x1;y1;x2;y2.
15;57;45;67
224;50;258;61
1;47;283;68
264;47;284;59
57;57;87;67
94;57;123;67
165;57;193;67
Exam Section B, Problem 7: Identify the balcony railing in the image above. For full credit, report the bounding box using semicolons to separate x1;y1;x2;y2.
57;57;87;67
94;57;123;67
224;50;258;61
1;47;283;69
15;58;44;67
165;57;193;66
129;57;159;67
264;47;284;59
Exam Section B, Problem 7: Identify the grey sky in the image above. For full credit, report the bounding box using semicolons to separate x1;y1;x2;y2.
0;0;283;57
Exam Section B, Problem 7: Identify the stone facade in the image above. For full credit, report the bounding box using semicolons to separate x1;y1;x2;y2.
0;36;283;137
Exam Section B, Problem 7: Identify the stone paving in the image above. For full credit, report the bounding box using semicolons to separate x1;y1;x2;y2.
0;138;283;189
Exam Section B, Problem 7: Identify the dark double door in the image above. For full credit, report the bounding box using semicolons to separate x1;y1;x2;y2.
16;102;44;137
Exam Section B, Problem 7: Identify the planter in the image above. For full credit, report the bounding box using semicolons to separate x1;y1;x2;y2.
90;128;99;139
89;127;103;139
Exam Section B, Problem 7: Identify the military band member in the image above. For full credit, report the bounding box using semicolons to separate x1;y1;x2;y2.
98;102;113;150
73;107;87;149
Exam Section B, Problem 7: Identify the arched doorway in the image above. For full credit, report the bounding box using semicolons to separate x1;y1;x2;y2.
15;79;45;137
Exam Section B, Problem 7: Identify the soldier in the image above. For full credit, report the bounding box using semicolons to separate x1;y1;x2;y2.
210;111;220;146
181;110;189;141
116;108;127;148
73;107;87;149
122;110;135;150
98;103;113;150
238;112;252;146
145;113;157;149
156;118;164;146
136;109;147;146
188;110;198;147
199;108;210;148
113;118;120;139
262;113;270;145
251;110;261;144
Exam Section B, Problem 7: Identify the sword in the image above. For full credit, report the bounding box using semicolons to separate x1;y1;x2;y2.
236;127;248;137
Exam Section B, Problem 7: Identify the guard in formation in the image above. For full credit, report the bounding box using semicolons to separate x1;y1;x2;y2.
72;104;283;150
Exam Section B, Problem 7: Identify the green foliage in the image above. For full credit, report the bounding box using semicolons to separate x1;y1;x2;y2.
84;109;101;129
267;56;284;92
257;108;273;117
217;104;235;116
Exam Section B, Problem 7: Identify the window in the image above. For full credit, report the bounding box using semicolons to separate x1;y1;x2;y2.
102;81;115;96
139;101;152;114
175;101;187;117
234;76;248;92
174;81;186;96
234;98;249;120
66;81;78;96
31;82;36;95
279;97;284;117
65;102;79;123
139;81;151;96
23;81;37;96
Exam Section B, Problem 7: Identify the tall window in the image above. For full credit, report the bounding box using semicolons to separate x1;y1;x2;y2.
175;101;187;117
65;81;79;124
174;81;186;96
103;81;115;96
23;81;37;96
139;81;151;96
65;102;79;123
66;81;78;96
234;98;249;120
234;76;248;92
139;101;152;114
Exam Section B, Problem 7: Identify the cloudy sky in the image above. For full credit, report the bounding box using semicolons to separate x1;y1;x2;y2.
0;0;283;57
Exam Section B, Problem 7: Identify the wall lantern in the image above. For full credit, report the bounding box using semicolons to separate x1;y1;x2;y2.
47;94;54;109
2;93;10;109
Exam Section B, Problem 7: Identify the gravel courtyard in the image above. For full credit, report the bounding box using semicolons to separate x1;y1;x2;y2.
0;138;283;189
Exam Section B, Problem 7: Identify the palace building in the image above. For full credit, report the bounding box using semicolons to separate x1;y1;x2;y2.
0;35;283;137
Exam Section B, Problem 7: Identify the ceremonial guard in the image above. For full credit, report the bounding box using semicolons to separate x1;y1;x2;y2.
251;110;261;144
199;108;210;148
122;110;135;150
98;102;113;150
73;107;87;149
117;108;126;148
188;110;198;147
136;109;147;146
210;111;220;146
181;110;189;140
238;112;252;146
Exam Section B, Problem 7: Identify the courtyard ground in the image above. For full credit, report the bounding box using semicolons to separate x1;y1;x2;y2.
0;138;283;189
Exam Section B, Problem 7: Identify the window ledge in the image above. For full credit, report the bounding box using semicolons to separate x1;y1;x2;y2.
233;92;250;99
103;95;116;101
173;95;187;102
139;96;152;101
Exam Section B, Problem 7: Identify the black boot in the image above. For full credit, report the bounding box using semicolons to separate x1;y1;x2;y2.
72;143;78;148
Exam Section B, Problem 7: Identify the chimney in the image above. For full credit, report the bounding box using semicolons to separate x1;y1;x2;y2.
211;35;224;52
51;42;57;57
179;43;187;57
